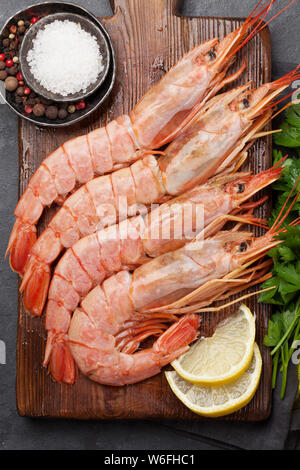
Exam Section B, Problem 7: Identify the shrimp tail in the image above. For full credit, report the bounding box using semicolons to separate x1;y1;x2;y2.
45;333;76;385
6;219;37;275
154;313;200;357
20;257;51;317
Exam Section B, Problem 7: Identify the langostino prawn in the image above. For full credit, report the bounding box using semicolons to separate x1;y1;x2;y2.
44;163;283;383
19;68;299;317
67;189;300;387
6;0;293;275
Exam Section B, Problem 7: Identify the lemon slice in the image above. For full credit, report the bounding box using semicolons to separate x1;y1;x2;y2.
165;343;262;417
171;304;255;385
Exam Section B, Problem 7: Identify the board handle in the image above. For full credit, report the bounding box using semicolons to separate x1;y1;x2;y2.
108;0;180;18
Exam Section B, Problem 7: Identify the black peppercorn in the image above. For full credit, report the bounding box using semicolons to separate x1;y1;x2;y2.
40;97;53;105
7;65;18;75
15;95;23;104
9;40;18;51
18;25;26;34
45;105;58;120
58;108;68;120
2;38;10;48
0;61;5;70
26;97;36;106
2;28;9;38
16;86;24;96
0;70;8;81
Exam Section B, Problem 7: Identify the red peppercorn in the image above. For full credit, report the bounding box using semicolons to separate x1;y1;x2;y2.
16;72;23;81
9;25;17;34
31;17;39;24
24;87;31;95
5;59;13;68
0;54;5;61
18;80;24;86
76;100;86;111
24;105;33;114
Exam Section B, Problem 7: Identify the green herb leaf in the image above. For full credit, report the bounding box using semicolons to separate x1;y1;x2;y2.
274;121;300;148
264;312;283;347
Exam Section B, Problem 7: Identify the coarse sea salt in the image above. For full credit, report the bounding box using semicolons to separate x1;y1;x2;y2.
27;20;104;96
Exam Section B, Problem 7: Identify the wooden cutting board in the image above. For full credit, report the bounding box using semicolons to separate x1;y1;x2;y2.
16;0;272;421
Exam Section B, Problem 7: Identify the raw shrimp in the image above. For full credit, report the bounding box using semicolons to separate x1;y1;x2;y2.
21;67;299;317
67;214;284;386
45;164;282;383
7;0;288;275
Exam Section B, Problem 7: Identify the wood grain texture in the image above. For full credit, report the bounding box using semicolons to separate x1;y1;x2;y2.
16;0;272;420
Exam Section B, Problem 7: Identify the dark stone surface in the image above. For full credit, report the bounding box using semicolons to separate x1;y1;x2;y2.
0;0;299;450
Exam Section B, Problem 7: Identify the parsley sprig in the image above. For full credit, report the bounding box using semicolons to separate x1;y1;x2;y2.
259;142;300;397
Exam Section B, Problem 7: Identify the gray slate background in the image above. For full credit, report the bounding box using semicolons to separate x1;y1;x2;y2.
0;0;299;450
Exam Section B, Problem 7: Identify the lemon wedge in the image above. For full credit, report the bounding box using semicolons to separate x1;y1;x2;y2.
165;343;262;417
171;304;256;385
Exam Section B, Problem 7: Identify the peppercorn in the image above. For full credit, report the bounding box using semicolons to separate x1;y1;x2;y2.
9;25;17;34
45;105;58;120
5;59;13;68
40;97;53;105
8;65;19;76
31;17;39;24
18;80;24;87
58;108;68;120
15;95;23;104
16;72;23;81
13;56;19;64
4;76;18;91
8;34;15;40
0;70;8;81
24;87;31;95
18;26;26;34
9;41;18;51
16;86;24;96
24;105;33;114
0;53;5;62
17;20;25;27
2;38;10;48
2;28;9;38
26;97;36;106
68;104;76;114
76;100;86;111
0;61;5;70
33;103;45;117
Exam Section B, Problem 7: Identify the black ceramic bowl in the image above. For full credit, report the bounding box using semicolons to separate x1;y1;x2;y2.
0;2;116;128
19;12;111;102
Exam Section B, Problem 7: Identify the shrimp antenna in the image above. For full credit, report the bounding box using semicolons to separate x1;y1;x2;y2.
264;86;300;113
229;0;296;58
270;174;300;234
